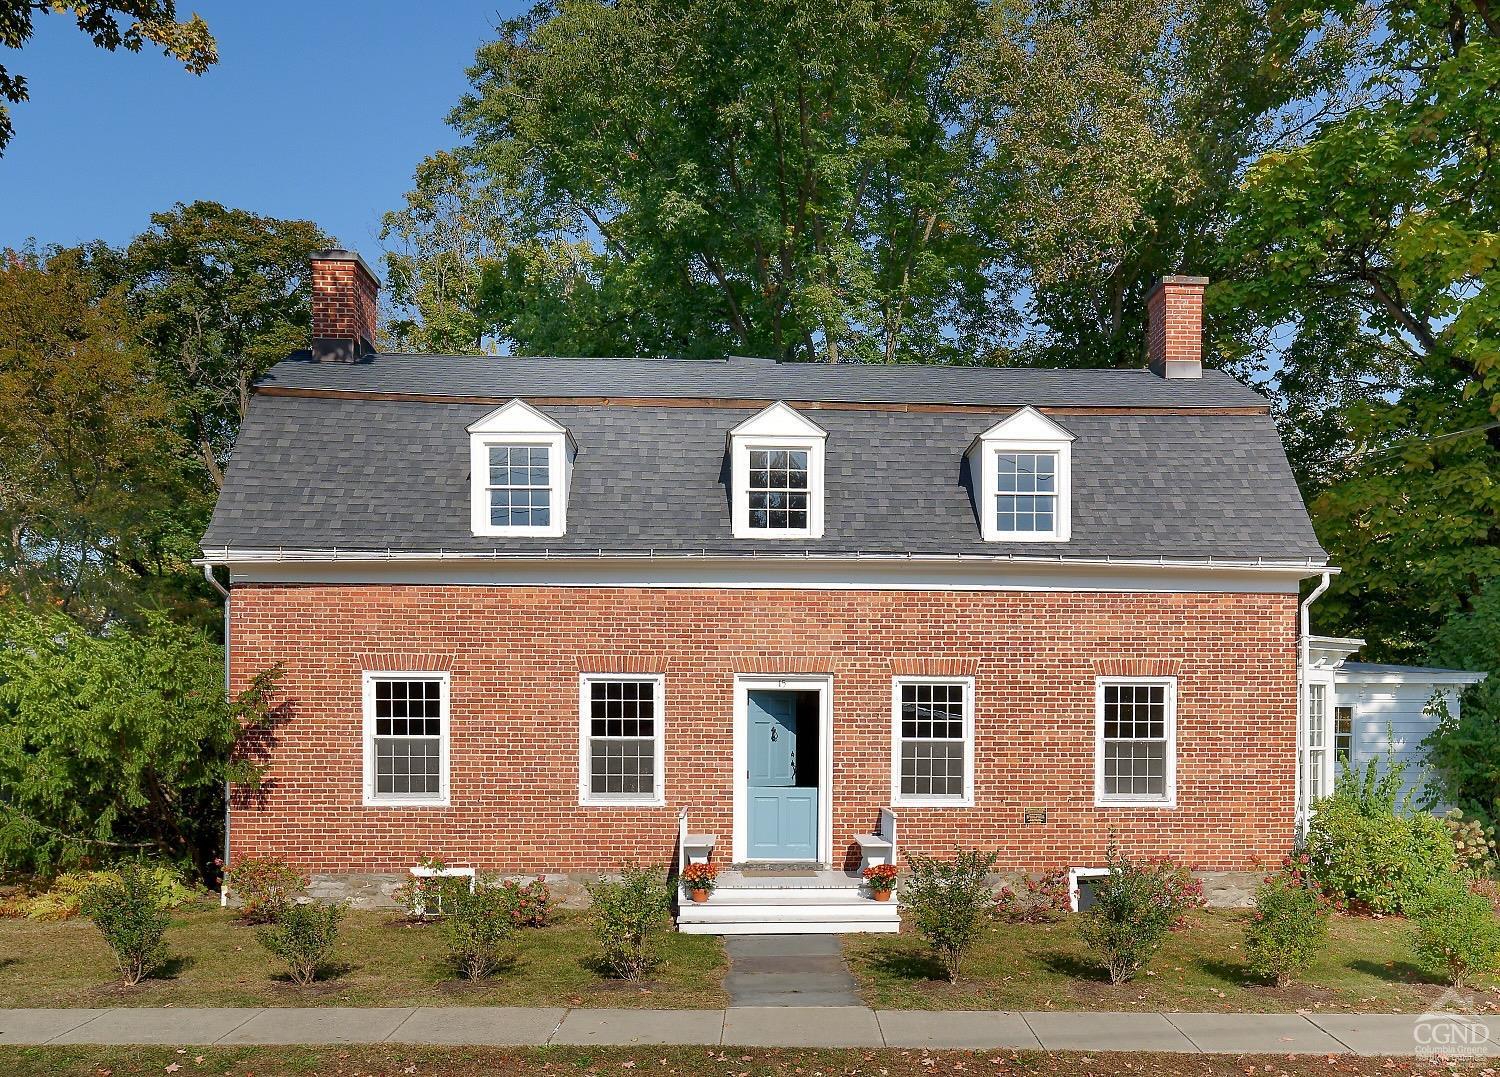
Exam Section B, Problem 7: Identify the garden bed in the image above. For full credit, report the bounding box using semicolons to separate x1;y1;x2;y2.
843;908;1500;1013
0;901;726;1009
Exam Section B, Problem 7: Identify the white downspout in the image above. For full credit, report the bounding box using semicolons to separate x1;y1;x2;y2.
204;564;232;907
1296;570;1332;838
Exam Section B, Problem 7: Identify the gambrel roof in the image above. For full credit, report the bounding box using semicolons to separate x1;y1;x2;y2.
202;353;1325;564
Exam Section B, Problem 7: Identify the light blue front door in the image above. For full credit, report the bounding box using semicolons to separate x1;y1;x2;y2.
747;690;818;861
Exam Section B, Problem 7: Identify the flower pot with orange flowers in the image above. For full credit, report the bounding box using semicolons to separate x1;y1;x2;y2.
863;863;899;901
681;862;718;903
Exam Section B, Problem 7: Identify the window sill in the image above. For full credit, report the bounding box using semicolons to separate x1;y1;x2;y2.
1093;798;1177;810
579;796;667;809
363;797;451;809
892;796;975;809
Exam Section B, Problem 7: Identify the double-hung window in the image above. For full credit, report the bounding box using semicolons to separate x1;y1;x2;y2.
994;452;1058;534
729;402;827;539
892;678;974;806
579;675;665;806
968;406;1073;542
1095;677;1176;807
1334;705;1354;766
363;672;449;807
747;448;809;531
488;443;552;528
467;399;570;538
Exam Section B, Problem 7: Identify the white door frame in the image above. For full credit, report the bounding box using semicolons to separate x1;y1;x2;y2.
732;674;834;865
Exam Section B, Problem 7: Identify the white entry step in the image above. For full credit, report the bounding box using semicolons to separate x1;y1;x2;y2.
676;869;901;935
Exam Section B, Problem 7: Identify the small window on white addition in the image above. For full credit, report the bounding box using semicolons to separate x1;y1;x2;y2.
363;673;449;807
892;677;974;807
1334;704;1354;767
1095;677;1176;807
580;675;665;807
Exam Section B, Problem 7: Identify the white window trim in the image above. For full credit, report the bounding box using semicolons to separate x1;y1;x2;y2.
468;399;570;539
1093;674;1177;809
890;675;976;808
1068;866;1109;911
362;670;451;808
729;403;828;540
578;673;667;808
968;407;1073;543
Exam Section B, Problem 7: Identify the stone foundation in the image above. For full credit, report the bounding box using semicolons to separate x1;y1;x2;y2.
263;868;1260;912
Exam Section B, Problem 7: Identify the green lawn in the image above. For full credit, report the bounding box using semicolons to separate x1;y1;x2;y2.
844;908;1500;1013
0;1046;1483;1077
0;901;726;1009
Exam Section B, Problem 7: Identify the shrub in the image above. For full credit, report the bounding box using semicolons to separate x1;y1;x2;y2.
995;869;1070;924
1409;877;1500;988
1080;844;1203;984
1244;855;1330;986
257;901;344;985
442;880;513;980
81;862;172;986
899;848;999;983
25;866;194;922
1306;757;1458;914
1443;811;1497;882
587;865;671;980
227;857;308;924
501;878;551;928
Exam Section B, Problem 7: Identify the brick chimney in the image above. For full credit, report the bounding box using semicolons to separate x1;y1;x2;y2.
1145;275;1207;380
310;249;379;362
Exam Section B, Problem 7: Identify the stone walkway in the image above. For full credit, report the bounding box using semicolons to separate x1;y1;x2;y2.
2;1007;1497;1056
723;934;861;1006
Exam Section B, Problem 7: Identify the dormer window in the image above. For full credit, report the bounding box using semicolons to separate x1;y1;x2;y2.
468;399;571;538
967;407;1073;542
729;402;827;539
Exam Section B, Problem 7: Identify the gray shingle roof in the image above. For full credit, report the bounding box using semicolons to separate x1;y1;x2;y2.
259;352;1270;409
204;365;1326;562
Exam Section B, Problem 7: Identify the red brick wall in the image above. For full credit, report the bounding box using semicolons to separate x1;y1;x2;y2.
227;584;1297;875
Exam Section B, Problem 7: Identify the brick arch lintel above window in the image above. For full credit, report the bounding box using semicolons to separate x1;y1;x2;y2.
575;654;671;674
891;657;979;677
736;656;839;674
356;653;456;672
1093;657;1182;677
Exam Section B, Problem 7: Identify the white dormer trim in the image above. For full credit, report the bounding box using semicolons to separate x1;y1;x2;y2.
966;406;1073;543
468;399;572;539
729;402;828;540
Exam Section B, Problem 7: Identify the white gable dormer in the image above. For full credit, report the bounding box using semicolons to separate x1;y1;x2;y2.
468;399;572;538
729;402;828;540
966;406;1073;542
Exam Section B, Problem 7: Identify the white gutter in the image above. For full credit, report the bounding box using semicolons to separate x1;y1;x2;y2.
196;546;1329;573
1295;570;1333;837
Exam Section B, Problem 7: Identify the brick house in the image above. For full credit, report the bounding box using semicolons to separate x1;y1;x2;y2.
202;250;1334;932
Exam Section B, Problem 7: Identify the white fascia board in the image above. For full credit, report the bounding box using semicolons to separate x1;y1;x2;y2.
212;552;1321;594
1335;669;1488;686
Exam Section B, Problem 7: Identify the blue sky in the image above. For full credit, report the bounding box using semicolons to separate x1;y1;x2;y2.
0;1;526;265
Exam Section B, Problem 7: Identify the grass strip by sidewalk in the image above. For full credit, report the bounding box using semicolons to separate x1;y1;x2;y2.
0;904;726;1009
0;1045;1486;1077
844;908;1500;1013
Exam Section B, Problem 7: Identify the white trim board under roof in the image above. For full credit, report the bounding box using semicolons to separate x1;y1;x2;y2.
728;402;828;540
967;407;1075;543
467;399;573;539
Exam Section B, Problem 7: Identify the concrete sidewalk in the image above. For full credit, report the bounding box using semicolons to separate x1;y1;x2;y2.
3;1006;1498;1056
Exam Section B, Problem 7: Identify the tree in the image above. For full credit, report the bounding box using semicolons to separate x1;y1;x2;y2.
0;602;280;883
1422;579;1500;826
1217;0;1499;656
0;245;198;627
399;0;1357;363
0;1;216;154
105;201;332;491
